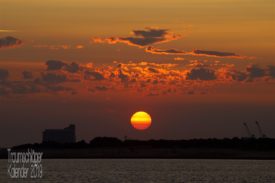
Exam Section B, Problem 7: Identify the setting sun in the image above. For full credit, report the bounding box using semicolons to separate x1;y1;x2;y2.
130;111;152;130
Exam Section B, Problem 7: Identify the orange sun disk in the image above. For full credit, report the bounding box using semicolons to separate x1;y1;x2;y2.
130;111;152;130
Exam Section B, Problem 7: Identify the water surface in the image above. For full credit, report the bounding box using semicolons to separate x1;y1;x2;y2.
1;159;275;183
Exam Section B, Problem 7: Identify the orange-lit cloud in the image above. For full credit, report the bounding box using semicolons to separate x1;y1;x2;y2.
145;46;250;59
75;44;84;49
0;29;16;32
174;57;185;61
1;60;275;97
91;27;251;60
33;44;84;50
145;46;187;55
91;28;181;48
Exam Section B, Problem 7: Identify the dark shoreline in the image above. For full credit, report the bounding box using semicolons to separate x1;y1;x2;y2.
1;137;275;159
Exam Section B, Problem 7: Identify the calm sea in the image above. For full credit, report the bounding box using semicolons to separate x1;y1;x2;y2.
0;159;275;183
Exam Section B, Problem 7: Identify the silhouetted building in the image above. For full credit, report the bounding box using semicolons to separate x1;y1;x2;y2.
42;124;76;143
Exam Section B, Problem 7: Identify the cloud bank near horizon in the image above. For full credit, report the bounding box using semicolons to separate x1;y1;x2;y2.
0;59;274;97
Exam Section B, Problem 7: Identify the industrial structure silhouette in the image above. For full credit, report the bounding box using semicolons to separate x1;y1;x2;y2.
42;124;76;144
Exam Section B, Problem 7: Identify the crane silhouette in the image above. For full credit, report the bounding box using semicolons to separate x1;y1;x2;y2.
243;122;255;138
255;121;266;138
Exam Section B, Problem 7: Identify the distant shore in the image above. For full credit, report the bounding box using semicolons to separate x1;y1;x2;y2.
1;137;275;159
2;148;275;160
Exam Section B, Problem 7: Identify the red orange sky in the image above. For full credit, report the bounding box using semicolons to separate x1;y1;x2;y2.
0;0;274;146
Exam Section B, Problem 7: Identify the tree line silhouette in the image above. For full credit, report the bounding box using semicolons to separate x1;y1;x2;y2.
10;137;275;150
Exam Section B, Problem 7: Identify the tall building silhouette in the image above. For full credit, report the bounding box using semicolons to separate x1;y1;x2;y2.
42;124;76;143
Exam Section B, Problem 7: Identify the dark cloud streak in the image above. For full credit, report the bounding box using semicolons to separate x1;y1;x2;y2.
0;36;22;48
145;46;248;59
92;28;181;48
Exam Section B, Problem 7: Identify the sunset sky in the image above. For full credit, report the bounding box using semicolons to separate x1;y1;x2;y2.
0;0;275;147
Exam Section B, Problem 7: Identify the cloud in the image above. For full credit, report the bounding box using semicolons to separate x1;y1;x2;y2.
95;86;108;91
92;27;251;60
0;66;78;96
186;67;216;80
145;46;248;59
174;57;185;61
46;60;80;73
219;64;275;82
0;69;9;81
34;44;84;50
8;82;40;95
64;62;80;73
0;29;17;33
187;91;195;95
0;36;22;48
231;71;247;81
147;67;159;73
268;65;275;78
84;71;105;80
46;85;74;93
92;28;181;48
246;65;265;80
46;60;67;71
192;50;246;59
0;79;76;96
40;73;67;83
22;71;33;80
145;46;186;55
0;77;41;96
118;69;129;82
147;91;159;97
75;44;84;49
2;60;275;97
